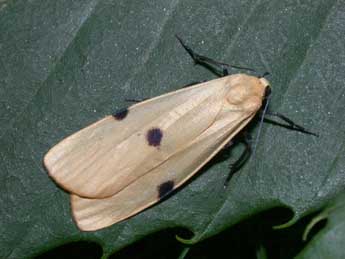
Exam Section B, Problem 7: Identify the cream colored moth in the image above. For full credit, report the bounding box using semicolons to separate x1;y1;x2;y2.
44;37;315;231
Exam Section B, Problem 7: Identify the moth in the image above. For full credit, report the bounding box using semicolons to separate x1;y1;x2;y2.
44;36;316;231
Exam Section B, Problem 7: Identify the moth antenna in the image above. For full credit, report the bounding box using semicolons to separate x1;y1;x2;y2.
252;96;271;160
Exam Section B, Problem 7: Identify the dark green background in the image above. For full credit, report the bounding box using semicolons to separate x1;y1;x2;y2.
1;0;344;258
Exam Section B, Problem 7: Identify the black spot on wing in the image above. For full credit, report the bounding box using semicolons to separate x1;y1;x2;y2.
113;108;129;120
147;128;163;147
158;180;175;199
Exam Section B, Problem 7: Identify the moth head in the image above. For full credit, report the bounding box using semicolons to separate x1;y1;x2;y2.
258;74;271;99
259;77;269;88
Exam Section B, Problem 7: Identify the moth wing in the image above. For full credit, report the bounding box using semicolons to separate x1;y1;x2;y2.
71;104;257;231
44;77;230;199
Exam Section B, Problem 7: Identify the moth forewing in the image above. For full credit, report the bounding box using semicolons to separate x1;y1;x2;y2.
71;114;255;231
44;76;237;199
70;74;268;231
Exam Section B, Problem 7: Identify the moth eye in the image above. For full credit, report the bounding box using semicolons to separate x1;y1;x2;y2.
264;86;271;98
147;128;163;147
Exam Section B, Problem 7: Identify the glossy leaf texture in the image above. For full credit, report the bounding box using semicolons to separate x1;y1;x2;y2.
0;0;344;258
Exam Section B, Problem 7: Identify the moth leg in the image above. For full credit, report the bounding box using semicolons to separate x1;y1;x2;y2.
176;35;255;77
224;134;252;187
263;111;318;137
259;71;270;78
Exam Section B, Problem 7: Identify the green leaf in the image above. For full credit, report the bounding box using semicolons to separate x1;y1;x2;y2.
0;0;344;258
297;192;345;259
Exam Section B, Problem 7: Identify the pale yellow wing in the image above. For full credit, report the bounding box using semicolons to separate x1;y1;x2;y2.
71;103;256;231
44;77;231;198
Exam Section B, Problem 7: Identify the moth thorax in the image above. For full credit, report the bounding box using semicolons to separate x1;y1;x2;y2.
225;82;265;113
225;84;251;105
